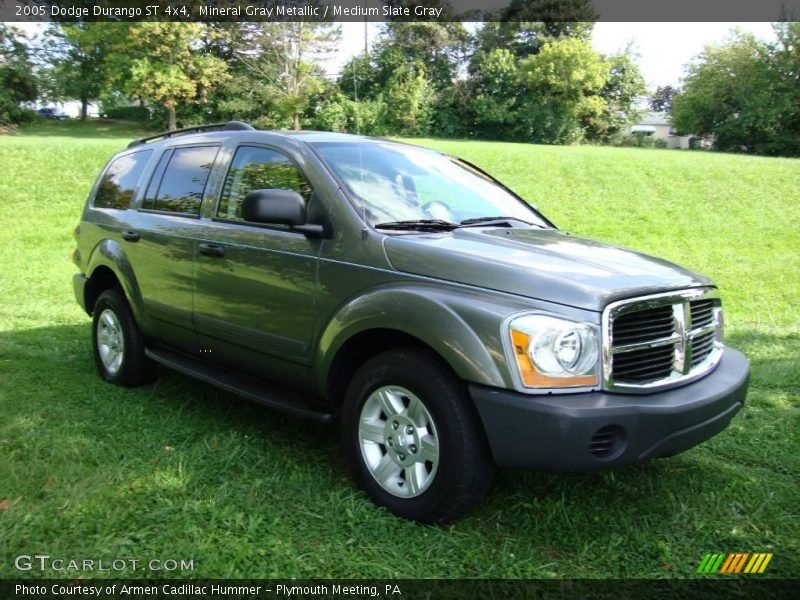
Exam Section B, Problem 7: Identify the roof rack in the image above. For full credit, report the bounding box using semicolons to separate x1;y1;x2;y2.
127;121;255;148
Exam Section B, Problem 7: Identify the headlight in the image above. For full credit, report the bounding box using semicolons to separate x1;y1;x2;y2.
507;314;600;388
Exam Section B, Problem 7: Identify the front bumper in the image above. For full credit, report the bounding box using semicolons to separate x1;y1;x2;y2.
470;348;749;470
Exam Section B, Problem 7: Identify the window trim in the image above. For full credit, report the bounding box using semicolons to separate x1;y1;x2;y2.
140;148;173;211
138;143;221;218
90;148;154;211
211;143;314;229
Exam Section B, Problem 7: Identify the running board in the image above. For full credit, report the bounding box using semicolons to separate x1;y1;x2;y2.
145;345;336;423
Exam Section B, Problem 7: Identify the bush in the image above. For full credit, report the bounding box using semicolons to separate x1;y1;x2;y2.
309;94;388;136
251;113;293;131
102;105;151;121
613;133;663;148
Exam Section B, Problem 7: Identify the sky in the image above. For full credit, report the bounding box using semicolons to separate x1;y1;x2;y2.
11;21;778;90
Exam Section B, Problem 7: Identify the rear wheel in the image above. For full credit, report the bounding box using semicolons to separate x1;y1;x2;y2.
342;347;495;523
92;288;156;387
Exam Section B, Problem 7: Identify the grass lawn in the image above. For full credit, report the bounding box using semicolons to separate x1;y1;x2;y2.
1;120;798;578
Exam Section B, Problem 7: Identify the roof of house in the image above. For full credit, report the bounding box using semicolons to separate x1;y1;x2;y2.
636;111;671;126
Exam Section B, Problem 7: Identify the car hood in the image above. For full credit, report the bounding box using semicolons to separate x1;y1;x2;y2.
383;228;712;312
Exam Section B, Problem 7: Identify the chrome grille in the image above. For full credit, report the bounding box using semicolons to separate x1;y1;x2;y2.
603;289;723;391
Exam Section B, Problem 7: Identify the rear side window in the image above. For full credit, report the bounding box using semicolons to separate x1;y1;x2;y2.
148;145;219;216
93;150;152;209
217;146;311;220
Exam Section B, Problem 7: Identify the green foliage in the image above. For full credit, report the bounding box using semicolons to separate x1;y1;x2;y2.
205;22;339;131
0;24;38;125
430;80;474;139
474;3;595;62
463;37;642;145
379;21;470;88
38;24;112;120
381;64;436;135
102;105;151;122
613;133;668;148
672;26;800;157
456;24;644;145
469;49;521;139
310;93;388;136
339;54;386;101
594;53;646;141
109;23;229;129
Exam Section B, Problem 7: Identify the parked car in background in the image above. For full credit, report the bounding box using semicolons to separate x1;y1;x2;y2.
37;107;69;120
71;121;749;523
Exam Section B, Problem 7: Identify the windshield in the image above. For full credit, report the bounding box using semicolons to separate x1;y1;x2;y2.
311;141;549;229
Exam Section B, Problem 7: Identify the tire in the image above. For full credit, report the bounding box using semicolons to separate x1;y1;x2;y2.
91;288;157;387
342;347;495;523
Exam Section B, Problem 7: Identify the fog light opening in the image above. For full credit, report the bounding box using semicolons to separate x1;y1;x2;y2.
589;425;627;460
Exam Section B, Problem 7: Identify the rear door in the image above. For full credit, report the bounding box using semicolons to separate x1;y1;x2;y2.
191;144;322;383
124;143;221;352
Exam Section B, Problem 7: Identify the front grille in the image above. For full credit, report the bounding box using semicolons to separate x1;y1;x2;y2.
690;299;715;329
612;305;674;345
604;289;723;391
691;331;716;366
612;344;674;383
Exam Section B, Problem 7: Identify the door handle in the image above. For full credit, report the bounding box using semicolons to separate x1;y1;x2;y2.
121;230;140;242
198;243;225;258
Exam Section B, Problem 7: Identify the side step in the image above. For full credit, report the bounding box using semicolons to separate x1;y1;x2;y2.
145;345;336;423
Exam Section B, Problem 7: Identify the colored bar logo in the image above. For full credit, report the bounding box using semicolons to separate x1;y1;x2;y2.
697;552;773;574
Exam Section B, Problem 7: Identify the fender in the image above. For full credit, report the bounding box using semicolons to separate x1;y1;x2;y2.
315;283;518;396
86;239;152;334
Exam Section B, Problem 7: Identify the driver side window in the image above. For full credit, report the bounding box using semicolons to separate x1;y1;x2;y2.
217;146;312;221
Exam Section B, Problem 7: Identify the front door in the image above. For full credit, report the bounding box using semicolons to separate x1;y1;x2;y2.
192;145;321;384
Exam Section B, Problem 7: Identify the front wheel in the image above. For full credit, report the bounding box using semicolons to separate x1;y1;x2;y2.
342;348;495;523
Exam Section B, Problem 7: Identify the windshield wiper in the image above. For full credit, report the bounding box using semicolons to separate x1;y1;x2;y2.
375;219;460;232
459;216;541;228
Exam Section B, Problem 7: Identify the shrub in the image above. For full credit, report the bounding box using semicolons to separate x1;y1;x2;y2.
309;94;388;136
102;105;151;121
614;133;662;148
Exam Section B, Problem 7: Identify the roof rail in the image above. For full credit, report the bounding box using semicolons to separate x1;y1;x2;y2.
127;121;255;148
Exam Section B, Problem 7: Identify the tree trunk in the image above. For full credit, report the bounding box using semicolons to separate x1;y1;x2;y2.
80;96;88;121
292;111;300;131
167;106;177;130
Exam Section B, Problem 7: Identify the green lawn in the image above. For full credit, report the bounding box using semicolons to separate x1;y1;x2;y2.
1;120;798;578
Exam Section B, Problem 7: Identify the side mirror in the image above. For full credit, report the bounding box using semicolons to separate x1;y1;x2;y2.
242;189;325;237
243;189;305;226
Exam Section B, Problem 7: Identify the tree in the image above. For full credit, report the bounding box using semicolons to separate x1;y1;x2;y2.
379;21;470;89
649;85;676;112
671;29;800;156
238;22;339;130
469;48;521;139
595;52;646;141
473;0;595;64
382;62;436;135
40;24;112;120
0;24;38;125
184;22;340;129
517;37;609;143
111;23;229;130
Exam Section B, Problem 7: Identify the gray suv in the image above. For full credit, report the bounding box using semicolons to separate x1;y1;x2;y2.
72;121;749;522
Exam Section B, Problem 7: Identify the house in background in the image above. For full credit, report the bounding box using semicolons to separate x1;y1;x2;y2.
627;111;692;149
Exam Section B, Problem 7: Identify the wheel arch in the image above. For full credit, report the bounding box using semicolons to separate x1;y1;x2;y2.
316;285;509;405
84;239;149;330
